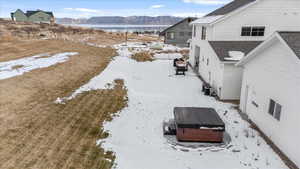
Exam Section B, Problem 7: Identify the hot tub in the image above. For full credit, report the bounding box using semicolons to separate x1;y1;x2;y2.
174;107;225;143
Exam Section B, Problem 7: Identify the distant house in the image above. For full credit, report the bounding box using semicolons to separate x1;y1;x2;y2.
11;9;55;24
160;17;197;47
189;0;300;101
237;31;300;168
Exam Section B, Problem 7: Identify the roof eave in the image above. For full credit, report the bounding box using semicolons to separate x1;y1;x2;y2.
161;17;196;34
222;61;240;64
210;0;258;26
236;32;279;66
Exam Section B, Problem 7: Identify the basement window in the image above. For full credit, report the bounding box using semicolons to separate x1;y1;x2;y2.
241;26;265;36
268;99;282;121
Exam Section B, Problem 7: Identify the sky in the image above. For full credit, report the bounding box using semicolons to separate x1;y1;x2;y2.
0;0;231;18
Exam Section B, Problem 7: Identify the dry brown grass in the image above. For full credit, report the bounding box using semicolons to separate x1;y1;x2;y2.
131;51;154;62
0;32;15;42
0;20;125;46
179;49;190;59
155;50;177;54
0;39;116;62
0;20;159;47
0;39;126;169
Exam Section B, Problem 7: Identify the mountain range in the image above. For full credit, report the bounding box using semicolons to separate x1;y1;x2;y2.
56;16;184;25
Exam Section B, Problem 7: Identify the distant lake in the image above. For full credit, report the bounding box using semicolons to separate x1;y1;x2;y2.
64;24;170;33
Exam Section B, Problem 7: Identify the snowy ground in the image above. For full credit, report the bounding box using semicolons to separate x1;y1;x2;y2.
0;52;78;80
64;42;287;169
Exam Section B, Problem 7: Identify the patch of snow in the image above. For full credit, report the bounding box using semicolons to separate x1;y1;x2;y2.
191;15;224;25
154;53;183;60
86;42;108;48
0;52;78;80
54;97;66;104
225;51;245;61
162;44;182;51
150;43;164;50
64;42;287;169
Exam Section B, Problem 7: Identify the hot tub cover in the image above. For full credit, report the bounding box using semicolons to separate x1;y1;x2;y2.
174;107;225;129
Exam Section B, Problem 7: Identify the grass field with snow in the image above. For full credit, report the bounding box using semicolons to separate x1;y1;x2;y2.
67;42;288;169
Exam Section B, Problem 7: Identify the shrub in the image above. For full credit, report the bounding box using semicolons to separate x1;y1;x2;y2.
131;52;154;62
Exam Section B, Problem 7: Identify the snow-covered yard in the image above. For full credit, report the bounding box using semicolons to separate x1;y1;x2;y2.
0;52;78;80
66;42;287;169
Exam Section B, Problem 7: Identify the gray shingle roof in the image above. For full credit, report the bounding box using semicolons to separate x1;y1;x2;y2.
26;10;54;17
160;17;197;35
278;32;300;59
206;0;256;16
209;41;262;62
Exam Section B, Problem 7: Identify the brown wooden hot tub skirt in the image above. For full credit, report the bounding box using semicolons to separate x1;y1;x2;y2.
176;128;224;143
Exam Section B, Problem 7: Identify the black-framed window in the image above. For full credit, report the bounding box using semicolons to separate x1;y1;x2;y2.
252;27;265;36
274;104;282;121
179;32;184;36
268;99;275;116
201;26;207;40
188;32;192;36
268;99;282;121
241;26;265;36
241;27;252;36
193;26;196;37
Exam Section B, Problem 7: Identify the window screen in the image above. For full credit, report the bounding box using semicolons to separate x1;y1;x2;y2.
241;27;251;36
241;26;265;36
251;27;265;36
268;99;275;116
274;104;282;121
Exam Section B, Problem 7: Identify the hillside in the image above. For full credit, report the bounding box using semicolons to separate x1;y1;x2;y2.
0;19;158;46
56;16;183;25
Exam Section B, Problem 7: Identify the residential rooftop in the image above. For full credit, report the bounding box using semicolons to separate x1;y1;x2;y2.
208;41;262;62
278;31;300;59
12;9;54;17
206;0;256;16
160;17;197;35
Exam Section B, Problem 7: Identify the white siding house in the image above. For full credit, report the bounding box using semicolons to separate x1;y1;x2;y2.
189;0;300;101
237;31;300;168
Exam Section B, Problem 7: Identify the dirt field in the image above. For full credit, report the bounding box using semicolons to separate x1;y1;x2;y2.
0;39;127;169
0;19;160;49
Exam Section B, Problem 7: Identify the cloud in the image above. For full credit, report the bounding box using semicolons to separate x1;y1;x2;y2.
182;0;230;5
61;8;105;18
64;8;102;13
150;5;165;9
172;12;205;17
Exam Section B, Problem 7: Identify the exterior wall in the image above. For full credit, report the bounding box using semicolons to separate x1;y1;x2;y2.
177;128;223;142
13;10;28;22
190;39;225;99
190;0;300;100
212;0;300;41
165;19;193;47
28;12;52;23
222;64;243;100
239;40;300;167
